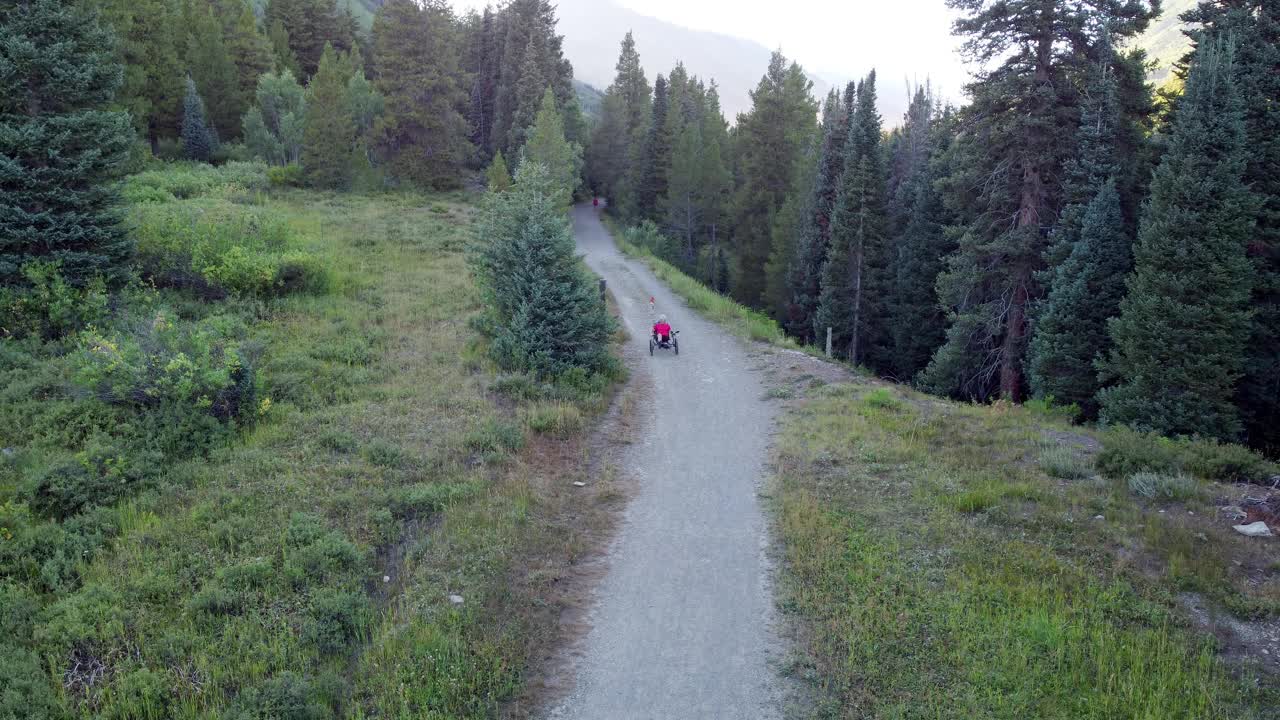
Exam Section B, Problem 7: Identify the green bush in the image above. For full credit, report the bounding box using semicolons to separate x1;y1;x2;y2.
1097;428;1183;479
0;645;61;720
1038;446;1094;480
1181;439;1277;483
465;418;525;455
1127;471;1199;501
525;402;583;436
74;311;260;427
318;430;357;453
303;588;370;655
268;164;304;188
0;263;109;340
123;161;269;201
1098;426;1276;483
189;584;243;616
283;513;363;588
226;672;332;720
23;444;159;520
362;439;406;468
390;482;480;516
862;388;902;410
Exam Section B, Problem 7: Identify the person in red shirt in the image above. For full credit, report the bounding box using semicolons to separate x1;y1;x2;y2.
652;314;671;344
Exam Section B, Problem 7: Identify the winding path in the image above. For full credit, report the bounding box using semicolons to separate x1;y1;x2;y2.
545;205;784;719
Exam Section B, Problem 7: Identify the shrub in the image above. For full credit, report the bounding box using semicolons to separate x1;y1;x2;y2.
268;164;304;187
225;672;332;720
362;439;406;468
465;418;525;455
0;645;61;720
390;482;480;516
1038;446;1093;480
1180;439;1277;484
74;311;260;428
525;402;583;436
189;585;243;616
283;514;363;587
1127;472;1198;501
1098;426;1277;483
490;373;548;402
318;430;357;453
1097;428;1182;479
0;263;108;340
23;444;160;520
863;388;901;410
303;589;370;655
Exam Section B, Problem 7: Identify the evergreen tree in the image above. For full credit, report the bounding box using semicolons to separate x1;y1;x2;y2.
888;107;957;381
764;138;817;324
265;0;356;79
922;0;1157;400
486;150;511;192
1027;55;1131;415
470;162;614;377
730;50;817;307
521;87;581;209
185;1;238;139
1099;39;1256;441
372;0;471;189
303;44;356;189
815;72;888;366
467;6;501;158
584;32;650;209
1182;0;1280;451
788;84;853;341
267;18;301;77
489;0;574;157
242;69;306;165
0;0;134;286
695;82;733;288
225;1;274;135
662;116;703;268
97;0;184;149
633;73;670;222
182;76;218;161
507;33;548;152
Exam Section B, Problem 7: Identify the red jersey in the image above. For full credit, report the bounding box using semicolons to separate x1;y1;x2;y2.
653;322;671;338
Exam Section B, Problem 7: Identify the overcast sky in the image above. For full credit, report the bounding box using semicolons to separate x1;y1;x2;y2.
449;0;975;107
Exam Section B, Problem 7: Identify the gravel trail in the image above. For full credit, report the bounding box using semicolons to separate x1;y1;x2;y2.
545;204;784;720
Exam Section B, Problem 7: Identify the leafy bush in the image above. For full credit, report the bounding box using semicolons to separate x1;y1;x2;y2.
1038;446;1093;480
268;164;304;187
0;645;61;720
525;402;583;436
1098;427;1276;483
318;430;357;453
1127;472;1199;501
362;439;406;468
74;311;260;428
189;584;243;616
303;588;370;655
390;482;481;516
0;263;108;340
23;444;160;520
862;388;902;410
123;161;269;201
1023;395;1082;422
225;672;332;720
465;418;525;455
283;513;363;588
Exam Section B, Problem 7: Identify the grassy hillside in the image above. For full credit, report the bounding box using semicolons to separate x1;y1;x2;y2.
1135;0;1197;84
0;163;622;718
775;380;1279;718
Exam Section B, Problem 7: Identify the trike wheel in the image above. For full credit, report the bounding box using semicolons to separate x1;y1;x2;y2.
649;338;654;355
673;338;679;355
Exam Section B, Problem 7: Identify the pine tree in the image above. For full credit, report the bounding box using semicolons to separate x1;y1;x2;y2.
467;6;500;158
507;33;548;152
788;84;853;341
730;50;817;308
1027;55;1131;415
185;2;238;140
633;73;669;222
695;82;733;287
182;76;218;161
265;0;356;79
0;0;134;287
267;19;301;77
1182;0;1280;451
888;107;957;381
584;32;649;209
521;87;581;209
765;126;820;323
815;72;887;366
922;0;1157;400
225;1;274;136
470;162;614;377
372;0;471;189
1099;39;1256;441
486;150;511;192
303;44;356;189
489;0;574;157
97;0;184;150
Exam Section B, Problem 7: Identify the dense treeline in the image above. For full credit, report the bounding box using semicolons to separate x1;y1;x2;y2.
587;0;1280;453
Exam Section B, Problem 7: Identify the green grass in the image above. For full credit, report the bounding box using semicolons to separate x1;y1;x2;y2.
776;383;1279;719
1;164;618;718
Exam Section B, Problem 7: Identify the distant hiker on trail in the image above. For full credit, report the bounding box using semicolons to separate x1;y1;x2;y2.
593;196;599;207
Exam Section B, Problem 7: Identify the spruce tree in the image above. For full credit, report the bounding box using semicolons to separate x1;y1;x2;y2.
1028;56;1131;415
265;0;356;79
182;76;217;161
489;0;574;157
788;85;852;341
521;88;581;209
470;162;614;377
0;0;133;287
1182;0;1280;451
815;73;888;366
633;73;670;222
1099;39;1256;441
730;51;817;307
302;44;356;189
507;33;548;152
97;0;184;149
467;6;500;158
922;0;1157;400
185;2;239;140
695;82;732;287
765;130;819;323
267;19;301;77
372;0;471;188
583;32;649;209
486;150;511;192
226;1;274;136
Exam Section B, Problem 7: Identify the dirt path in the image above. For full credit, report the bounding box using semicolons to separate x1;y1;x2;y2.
543;205;785;719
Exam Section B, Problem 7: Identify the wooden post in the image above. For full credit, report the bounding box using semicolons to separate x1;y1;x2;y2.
825;327;833;358
599;278;607;302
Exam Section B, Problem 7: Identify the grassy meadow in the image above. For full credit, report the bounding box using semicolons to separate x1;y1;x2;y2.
773;380;1280;719
1;162;621;719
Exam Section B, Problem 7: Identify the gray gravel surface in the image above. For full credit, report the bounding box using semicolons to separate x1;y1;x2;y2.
545;205;784;719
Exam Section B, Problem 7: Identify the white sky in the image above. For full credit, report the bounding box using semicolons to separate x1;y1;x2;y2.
448;0;974;109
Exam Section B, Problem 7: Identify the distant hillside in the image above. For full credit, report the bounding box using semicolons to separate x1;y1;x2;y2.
574;79;605;121
1134;0;1197;84
554;0;835;122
